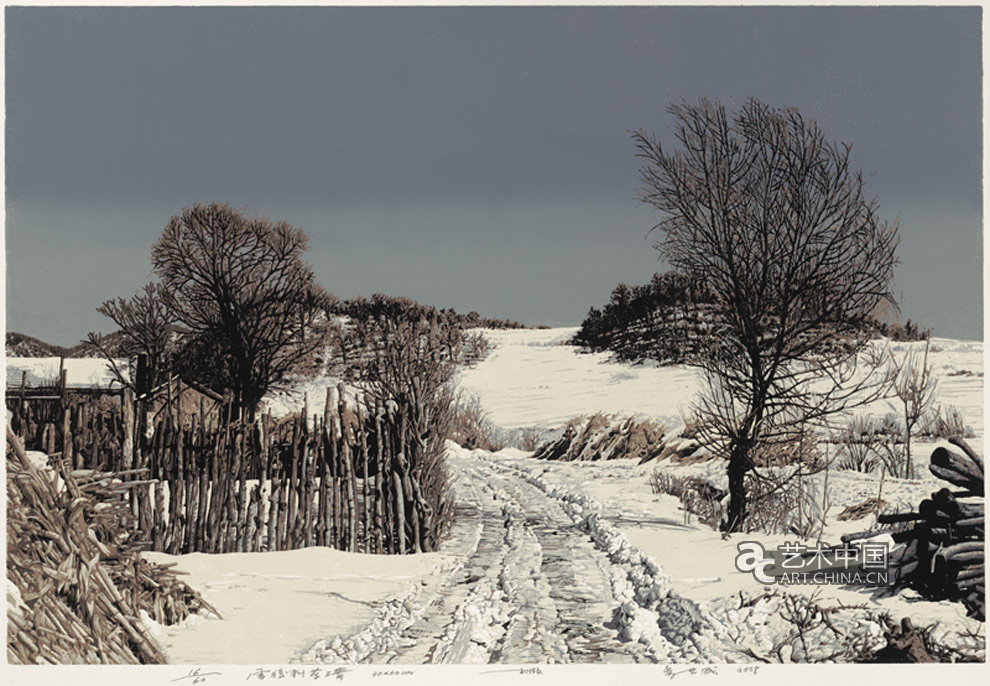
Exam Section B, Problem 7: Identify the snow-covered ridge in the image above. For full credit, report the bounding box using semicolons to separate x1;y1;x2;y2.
460;328;983;451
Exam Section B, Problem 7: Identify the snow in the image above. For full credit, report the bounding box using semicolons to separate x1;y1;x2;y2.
450;329;985;663
456;327;702;432
23;327;982;672
5;356;129;389
492;451;982;633
140;547;460;664
457;330;984;451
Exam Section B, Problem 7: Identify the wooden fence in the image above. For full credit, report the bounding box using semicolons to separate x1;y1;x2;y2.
7;388;126;472
9;381;451;556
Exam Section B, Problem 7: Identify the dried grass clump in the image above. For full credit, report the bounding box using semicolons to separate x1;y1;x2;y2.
917;405;975;441
649;469;725;529
6;428;216;664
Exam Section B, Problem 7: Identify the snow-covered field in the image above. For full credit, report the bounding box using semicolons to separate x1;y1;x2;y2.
110;327;984;669
140;547;462;664
5;355;129;389
457;327;702;432
457;328;984;448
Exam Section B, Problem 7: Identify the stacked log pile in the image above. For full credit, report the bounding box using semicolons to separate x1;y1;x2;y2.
6;427;216;664
872;438;984;620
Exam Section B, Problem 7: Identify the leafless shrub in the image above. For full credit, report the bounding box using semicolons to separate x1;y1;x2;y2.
833;416;882;473
346;306;462;550
88;282;178;393
728;593;983;664
830;414;912;478
891;341;938;478
915;620;985;663
744;468;822;538
727;590;879;664
449;395;508;452
870;613;986;663
510;426;550;452
461;331;492;367
750;430;823;470
649;470;725;529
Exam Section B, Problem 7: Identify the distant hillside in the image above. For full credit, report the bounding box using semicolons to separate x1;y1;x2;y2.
6;297;527;362
6;331;125;359
6;332;74;358
572;272;717;365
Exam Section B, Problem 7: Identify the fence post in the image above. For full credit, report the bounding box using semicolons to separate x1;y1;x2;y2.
356;400;372;553
393;471;406;555
61;406;73;472
373;404;386;554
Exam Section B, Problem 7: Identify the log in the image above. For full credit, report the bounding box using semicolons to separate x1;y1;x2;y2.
947;551;984;565
939;540;982;558
877;512;926;524
393;471;406;555
356;402;372;553
928;462;983;495
957;575;985;590
955;564;984;581
302;435;315;547
267;476;279;552
930;446;983;495
956;499;984;520
948;437;984;474
896;560;920;578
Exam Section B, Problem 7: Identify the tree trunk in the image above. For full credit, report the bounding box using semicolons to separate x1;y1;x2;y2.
723;439;753;533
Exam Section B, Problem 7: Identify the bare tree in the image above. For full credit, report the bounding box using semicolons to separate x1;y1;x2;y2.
88;282;177;392
634;98;899;532
150;202;333;419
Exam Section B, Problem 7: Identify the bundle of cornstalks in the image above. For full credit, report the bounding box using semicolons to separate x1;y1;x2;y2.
6;427;217;664
534;413;670;462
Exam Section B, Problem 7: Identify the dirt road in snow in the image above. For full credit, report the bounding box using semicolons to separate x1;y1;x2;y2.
303;445;721;665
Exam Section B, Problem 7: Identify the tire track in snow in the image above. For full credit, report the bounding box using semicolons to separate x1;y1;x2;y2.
475;453;730;662
464;460;653;663
303;445;727;664
299;468;488;664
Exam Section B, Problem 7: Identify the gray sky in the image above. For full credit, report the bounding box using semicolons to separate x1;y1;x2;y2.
4;6;983;346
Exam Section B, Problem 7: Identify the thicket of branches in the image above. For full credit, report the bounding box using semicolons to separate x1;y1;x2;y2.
573;270;714;363
334;294;528;331
340;298;467;549
574;272;927;365
634;98;900;532
88;282;178;394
